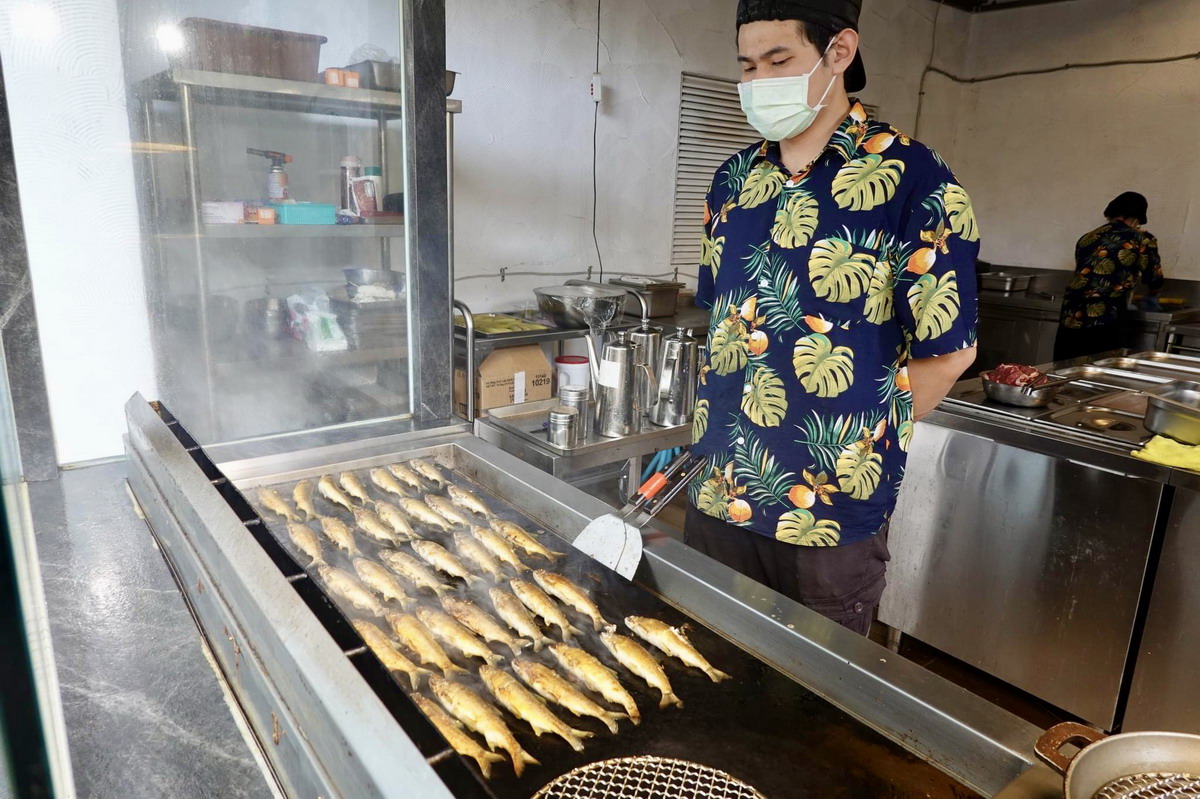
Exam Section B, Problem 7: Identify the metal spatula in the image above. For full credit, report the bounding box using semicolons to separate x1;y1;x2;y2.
573;451;705;579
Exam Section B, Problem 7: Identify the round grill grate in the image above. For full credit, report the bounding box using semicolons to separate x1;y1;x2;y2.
532;756;766;799
1093;772;1200;799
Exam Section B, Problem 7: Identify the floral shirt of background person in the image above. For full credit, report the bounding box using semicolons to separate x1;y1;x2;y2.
1060;220;1164;329
690;101;980;548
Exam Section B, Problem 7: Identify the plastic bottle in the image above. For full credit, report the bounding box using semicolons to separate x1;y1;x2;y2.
339;156;363;212
363;166;384;209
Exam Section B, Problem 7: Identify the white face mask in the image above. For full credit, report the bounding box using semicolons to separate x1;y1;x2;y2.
738;40;838;142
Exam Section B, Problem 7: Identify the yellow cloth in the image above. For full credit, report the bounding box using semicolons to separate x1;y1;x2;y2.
1132;436;1200;470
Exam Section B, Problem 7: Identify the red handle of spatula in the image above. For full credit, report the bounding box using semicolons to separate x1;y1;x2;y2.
636;472;670;501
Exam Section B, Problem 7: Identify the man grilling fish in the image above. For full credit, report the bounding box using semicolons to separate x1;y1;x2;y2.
686;0;980;634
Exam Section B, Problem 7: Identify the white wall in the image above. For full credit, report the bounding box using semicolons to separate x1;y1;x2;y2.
449;0;970;312
919;0;1199;276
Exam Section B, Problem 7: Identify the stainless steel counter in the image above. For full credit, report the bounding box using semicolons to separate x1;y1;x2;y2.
124;393;1059;797
881;353;1200;733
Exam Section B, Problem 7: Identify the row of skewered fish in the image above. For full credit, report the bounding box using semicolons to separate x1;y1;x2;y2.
253;458;730;779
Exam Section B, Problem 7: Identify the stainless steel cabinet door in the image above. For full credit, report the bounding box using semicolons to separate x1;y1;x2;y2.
880;424;1163;729
1124;487;1200;733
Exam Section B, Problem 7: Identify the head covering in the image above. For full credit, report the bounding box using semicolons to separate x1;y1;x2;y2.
1104;191;1148;225
736;0;866;92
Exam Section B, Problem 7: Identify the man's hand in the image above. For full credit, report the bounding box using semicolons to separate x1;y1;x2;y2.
909;347;977;420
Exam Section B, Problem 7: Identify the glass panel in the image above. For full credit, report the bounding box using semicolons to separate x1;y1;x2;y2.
119;2;412;444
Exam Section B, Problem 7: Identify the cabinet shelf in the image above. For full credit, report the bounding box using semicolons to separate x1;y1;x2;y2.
158;223;406;240
138;68;462;120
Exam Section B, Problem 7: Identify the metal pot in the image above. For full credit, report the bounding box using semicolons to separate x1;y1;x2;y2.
1035;721;1200;798
533;284;626;329
980;371;1075;408
1143;381;1200;444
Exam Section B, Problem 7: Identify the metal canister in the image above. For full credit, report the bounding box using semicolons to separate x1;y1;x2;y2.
557;384;593;441
546;404;580;449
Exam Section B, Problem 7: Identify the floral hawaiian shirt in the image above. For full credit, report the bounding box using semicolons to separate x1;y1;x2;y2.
689;101;980;548
1059;221;1163;329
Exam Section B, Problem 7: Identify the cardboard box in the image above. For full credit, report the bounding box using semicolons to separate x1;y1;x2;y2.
454;344;552;418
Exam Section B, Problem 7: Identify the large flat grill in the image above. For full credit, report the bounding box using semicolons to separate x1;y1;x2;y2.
152;402;985;799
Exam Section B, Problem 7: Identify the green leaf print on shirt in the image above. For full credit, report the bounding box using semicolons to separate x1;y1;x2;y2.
775;509;842;546
792;334;855;398
831;154;905;211
809;238;876;303
741;365;788;427
738;162;785;209
907;271;962;341
771;191;820;249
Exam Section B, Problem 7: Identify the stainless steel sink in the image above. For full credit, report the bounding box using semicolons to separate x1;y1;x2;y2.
1039;405;1153;445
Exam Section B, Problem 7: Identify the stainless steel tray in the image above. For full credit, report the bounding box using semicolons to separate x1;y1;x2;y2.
483;399;689;457
1092;357;1200;380
1039;405;1153;445
1145;381;1200;445
1049;365;1174;391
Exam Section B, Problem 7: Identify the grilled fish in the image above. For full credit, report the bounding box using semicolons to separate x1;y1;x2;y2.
533;570;607;632
600;628;682;709
429;676;539;778
379;550;451;596
416;607;503;666
512;659;625;734
386;612;465;675
318;566;383;616
339;471;374;507
259;487;299;522
409;692;504;778
548;643;640;724
352;558;415;608
318;475;356;514
625;616;730;683
489;518;563;563
293;480;319;521
398;498;451;532
411;540;481;585
446;484;492;517
511;579;582;641
354;507;402;547
411;457;448;487
352;619;432;690
441;595;529;656
469;525;527;573
425;494;472;528
318;516;361;555
479;665;592;751
386;462;426;491
375;501;417;541
452;531;505;581
489;588;555;652
286;522;325;567
369;467;409;500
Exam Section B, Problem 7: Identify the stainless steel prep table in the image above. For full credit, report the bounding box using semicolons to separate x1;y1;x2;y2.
475;399;691;484
124;393;1061;797
881;353;1200;733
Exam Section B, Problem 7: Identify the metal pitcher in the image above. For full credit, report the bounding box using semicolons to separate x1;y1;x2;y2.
649;327;699;428
584;330;656;438
629;320;662;417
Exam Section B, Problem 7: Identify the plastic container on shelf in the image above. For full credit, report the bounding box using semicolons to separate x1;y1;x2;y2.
267;202;335;225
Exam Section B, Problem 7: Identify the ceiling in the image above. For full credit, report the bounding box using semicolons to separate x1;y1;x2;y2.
942;0;1082;11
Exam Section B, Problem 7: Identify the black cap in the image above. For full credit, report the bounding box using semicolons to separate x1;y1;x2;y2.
737;0;866;92
1104;191;1148;225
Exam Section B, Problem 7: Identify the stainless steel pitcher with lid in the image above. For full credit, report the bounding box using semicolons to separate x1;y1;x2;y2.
649;327;699;428
584;330;654;438
629;320;662;417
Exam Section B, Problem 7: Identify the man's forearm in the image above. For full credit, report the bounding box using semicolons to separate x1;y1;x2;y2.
908;347;977;420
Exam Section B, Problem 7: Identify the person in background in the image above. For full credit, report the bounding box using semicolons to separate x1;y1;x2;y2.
685;0;979;635
1054;192;1163;361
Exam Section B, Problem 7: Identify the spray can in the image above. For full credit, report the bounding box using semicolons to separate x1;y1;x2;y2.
247;148;292;201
